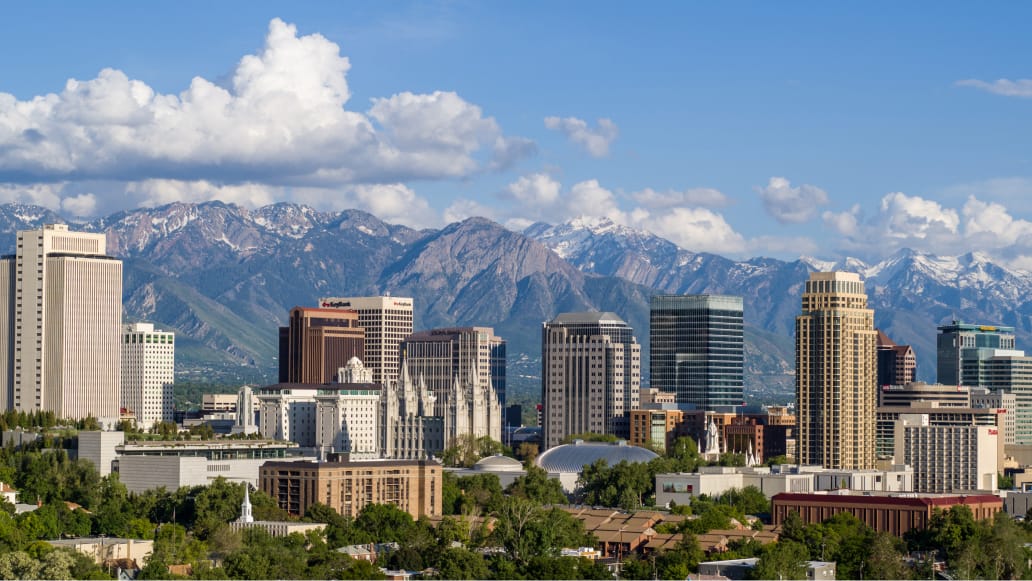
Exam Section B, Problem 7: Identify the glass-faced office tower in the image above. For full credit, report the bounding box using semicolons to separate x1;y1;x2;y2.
650;295;744;411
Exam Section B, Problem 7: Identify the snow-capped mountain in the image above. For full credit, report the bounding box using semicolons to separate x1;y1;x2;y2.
528;217;1032;384
2;203;1029;396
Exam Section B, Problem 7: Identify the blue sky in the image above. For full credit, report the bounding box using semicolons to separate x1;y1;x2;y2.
1;2;1031;264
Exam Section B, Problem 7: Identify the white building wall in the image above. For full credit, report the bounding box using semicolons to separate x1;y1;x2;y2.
315;390;381;459
258;389;319;447
896;416;998;493
78;431;125;477
121;323;175;429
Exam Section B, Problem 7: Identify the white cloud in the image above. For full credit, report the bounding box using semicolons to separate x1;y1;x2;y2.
633;207;746;254
822;204;862;237
60;193;97;216
631;187;729;208
0;18;533;213
879;192;959;240
818;191;1032;264
124;180;280;208
757;177;829;224
503;173;562;208
443;198;496;224
962;196;1032;250
956;78;1032;98
543;116;618;157
567;180;626;222
499;173;760;254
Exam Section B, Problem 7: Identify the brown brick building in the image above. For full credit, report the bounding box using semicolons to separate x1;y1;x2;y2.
772;492;1002;537
260;460;443;519
278;307;365;384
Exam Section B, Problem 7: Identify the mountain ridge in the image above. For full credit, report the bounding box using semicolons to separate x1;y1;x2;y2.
1;202;1029;403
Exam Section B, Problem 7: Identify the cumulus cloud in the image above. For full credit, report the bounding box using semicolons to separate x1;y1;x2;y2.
543;116;618;157
956;78;1032;98
498;173;756;254
0;18;534;218
819;191;1032;265
502;173;562;208
443;198;497;224
757;177;829;224
879;192;959;240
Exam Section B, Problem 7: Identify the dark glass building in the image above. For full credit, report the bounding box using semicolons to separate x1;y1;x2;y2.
650;295;743;411
936;321;1015;386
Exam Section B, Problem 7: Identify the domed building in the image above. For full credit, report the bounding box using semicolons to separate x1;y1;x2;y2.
537;440;659;492
445;454;528;488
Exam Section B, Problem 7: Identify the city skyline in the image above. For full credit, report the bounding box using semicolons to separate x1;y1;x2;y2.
0;4;1031;265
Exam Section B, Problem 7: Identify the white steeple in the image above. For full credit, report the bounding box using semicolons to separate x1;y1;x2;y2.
237;484;254;524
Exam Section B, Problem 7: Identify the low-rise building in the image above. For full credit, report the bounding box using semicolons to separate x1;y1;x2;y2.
46;538;154;567
655;464;913;507
108;439;305;493
696;557;835;581
445;454;529;489
260;459;443;519
771;491;1002;537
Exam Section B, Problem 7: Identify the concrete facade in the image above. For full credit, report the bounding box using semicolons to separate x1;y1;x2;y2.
121;323;174;429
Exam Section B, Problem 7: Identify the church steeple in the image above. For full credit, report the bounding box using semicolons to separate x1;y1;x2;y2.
237;484;254;524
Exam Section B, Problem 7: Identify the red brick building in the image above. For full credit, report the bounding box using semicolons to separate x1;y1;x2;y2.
772;492;1002;537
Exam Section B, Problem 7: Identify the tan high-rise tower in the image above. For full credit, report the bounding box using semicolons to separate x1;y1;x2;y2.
318;296;413;386
796;271;877;469
0;224;122;420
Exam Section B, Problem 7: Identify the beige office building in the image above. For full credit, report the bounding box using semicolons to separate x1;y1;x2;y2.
319;296;413;386
542;312;641;449
260;459;442;518
796;272;877;469
122;323;175;429
0;225;122;420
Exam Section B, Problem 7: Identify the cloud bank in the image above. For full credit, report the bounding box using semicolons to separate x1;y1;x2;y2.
0;18;533;226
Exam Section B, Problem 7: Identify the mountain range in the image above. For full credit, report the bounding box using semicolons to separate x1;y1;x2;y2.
1;202;1029;403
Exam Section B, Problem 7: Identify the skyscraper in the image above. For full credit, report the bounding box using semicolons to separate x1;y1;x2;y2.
400;326;505;443
796;271;877;469
278;307;364;384
542;312;641;449
936;321;1015;386
650;294;744;411
0;224;122;420
121;323;175;428
319;296;414;386
875;330;916;386
934;321;1032;444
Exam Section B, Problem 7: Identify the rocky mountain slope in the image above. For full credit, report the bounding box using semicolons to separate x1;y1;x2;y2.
2;202;1028;402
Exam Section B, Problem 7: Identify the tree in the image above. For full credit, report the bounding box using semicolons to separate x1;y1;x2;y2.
655;535;704;580
506;465;567;505
0;551;40;580
354;503;416;544
338;559;386;580
433;547;490;580
750;539;809;580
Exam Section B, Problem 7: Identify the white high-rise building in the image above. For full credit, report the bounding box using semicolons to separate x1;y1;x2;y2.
318;296;413;387
0;224;122;420
121;323;175;428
